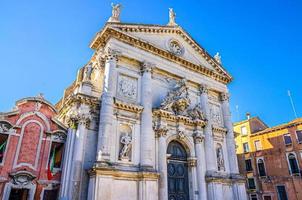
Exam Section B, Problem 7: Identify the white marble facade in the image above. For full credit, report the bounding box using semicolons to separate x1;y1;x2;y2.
58;5;247;200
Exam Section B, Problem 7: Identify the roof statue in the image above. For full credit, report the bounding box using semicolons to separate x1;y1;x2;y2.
108;3;121;22
214;52;222;64
168;8;177;26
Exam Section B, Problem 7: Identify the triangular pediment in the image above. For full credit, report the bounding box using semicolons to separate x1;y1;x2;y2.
90;23;232;84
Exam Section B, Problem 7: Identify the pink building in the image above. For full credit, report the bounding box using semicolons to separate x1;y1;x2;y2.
0;97;67;200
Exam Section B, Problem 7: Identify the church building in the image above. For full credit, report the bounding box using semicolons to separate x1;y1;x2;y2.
56;4;247;200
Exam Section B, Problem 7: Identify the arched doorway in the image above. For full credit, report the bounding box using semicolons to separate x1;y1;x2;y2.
167;141;189;200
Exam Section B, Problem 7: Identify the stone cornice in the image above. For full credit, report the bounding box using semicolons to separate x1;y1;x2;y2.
90;166;159;180
212;125;228;134
90;25;232;84
114;99;144;114
152;109;206;127
58;93;99;114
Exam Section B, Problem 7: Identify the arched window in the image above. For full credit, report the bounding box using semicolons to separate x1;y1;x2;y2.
167;141;187;160
288;153;299;175
257;158;266;177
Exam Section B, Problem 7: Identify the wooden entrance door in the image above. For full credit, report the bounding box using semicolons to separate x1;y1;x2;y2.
167;141;189;200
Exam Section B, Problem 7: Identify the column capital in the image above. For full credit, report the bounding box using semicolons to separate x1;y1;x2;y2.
199;84;209;95
97;47;120;62
66;104;91;129
193;131;205;144
220;92;230;102
154;126;169;138
141;61;155;74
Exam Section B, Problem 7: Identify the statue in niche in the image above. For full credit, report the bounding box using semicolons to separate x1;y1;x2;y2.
160;78;191;115
109;3;121;22
216;145;225;171
187;104;206;121
119;134;132;161
83;63;93;82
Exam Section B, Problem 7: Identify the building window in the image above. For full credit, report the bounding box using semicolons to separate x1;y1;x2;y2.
296;130;302;143
263;196;272;200
254;140;262;151
276;185;288;200
287;153;300;175
241;126;248;136
243;142;250;153
48;142;64;169
0;134;9;163
250;194;257;200
283;134;292;146
247;178;256;190
257;158;266;177
245;159;253;171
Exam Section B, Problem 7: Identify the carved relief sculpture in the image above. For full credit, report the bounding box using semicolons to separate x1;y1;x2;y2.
117;75;137;101
168;40;183;56
210;103;223;126
187;104;206;121
0;122;14;133
160;78;190;115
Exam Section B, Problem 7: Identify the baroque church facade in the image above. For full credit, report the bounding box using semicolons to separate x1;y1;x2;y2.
56;4;247;200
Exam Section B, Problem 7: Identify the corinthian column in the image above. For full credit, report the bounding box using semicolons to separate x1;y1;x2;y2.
220;93;239;174
71;104;91;200
154;124;168;200
199;84;216;172
97;48;119;162
194;131;207;200
140;62;155;169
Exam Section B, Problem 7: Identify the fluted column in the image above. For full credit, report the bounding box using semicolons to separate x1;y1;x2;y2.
221;93;239;174
97;48;119;162
140;62;155;169
199;84;216;172
71;104;91;200
154;125;168;200
194;131;207;200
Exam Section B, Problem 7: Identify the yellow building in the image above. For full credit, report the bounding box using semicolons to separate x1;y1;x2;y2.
234;113;268;155
234;115;302;200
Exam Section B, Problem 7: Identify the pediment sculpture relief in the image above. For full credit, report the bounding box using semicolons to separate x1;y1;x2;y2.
160;79;191;115
159;79;206;121
187;104;206;121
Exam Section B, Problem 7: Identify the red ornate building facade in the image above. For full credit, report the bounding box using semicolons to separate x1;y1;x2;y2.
0;97;66;200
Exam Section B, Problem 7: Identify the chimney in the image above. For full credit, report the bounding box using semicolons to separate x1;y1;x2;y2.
246;112;251;120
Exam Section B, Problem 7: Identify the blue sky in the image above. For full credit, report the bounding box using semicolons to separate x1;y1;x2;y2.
0;0;301;126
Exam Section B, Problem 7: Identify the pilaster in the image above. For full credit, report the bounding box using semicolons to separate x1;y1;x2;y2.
97;47;120;162
199;84;216;172
193;129;207;200
154;121;168;200
140;61;155;169
220;92;239;174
